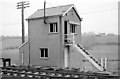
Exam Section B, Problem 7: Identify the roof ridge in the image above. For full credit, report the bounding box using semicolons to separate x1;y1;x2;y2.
38;4;74;11
27;4;78;20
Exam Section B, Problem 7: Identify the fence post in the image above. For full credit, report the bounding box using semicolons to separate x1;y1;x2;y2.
101;58;104;67
104;58;107;70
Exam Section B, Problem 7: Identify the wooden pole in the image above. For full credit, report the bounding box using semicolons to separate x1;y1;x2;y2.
17;1;29;66
17;1;29;44
21;2;25;43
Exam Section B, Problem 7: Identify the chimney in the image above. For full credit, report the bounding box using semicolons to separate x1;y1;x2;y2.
44;0;47;24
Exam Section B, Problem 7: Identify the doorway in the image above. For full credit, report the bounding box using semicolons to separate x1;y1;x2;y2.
64;21;68;43
64;21;67;34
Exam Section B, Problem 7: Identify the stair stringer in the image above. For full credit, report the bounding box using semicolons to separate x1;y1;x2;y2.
73;44;105;71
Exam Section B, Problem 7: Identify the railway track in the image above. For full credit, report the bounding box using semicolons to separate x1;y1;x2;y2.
1;66;119;79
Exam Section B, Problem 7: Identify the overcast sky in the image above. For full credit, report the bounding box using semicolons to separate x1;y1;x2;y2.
0;0;119;36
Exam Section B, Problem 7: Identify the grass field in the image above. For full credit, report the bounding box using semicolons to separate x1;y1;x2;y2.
0;35;119;75
81;35;119;75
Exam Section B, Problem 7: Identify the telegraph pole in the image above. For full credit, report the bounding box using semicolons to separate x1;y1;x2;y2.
17;1;29;66
17;1;29;44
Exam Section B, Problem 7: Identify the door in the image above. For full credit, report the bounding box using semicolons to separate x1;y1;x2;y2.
64;21;68;43
64;21;67;34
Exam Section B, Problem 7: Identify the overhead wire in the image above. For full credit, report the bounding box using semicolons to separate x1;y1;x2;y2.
2;1;119;26
80;4;119;15
2;23;20;26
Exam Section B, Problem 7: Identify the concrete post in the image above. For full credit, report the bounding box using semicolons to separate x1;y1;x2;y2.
101;58;104;67
104;58;107;70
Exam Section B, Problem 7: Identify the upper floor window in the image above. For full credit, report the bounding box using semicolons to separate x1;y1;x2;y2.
70;24;77;34
49;22;58;33
40;48;48;58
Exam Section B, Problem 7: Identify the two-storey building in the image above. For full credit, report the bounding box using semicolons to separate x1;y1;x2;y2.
19;4;105;72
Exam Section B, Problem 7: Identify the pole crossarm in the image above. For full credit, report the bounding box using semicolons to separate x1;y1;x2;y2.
17;1;30;9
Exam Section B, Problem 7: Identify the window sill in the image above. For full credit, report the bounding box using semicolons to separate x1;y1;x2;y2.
49;32;58;34
40;57;49;60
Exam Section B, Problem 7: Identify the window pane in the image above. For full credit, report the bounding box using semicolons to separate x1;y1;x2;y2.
74;25;76;33
45;49;48;57
70;24;71;33
75;25;76;33
72;24;74;33
50;24;53;32
41;49;44;57
73;25;75;33
55;23;57;32
53;24;55;32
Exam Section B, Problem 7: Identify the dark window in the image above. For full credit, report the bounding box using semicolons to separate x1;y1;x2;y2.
41;49;44;57
64;21;67;34
49;23;58;33
50;24;53;32
70;24;76;33
40;48;48;58
44;49;48;57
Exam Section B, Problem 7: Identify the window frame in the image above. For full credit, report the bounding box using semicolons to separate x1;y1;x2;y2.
49;22;58;33
70;24;77;34
40;48;49;59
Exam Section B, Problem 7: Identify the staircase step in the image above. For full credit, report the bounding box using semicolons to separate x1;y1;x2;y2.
74;44;106;71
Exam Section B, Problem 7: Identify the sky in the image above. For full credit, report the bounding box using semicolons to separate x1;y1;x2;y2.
0;0;119;36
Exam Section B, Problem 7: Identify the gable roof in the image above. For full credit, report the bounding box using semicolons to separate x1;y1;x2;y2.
27;4;82;21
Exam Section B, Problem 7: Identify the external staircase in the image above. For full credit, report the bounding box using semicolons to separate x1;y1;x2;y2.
64;34;106;71
73;44;106;71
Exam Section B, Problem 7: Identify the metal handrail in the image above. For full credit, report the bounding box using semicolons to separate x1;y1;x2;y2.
64;34;75;45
